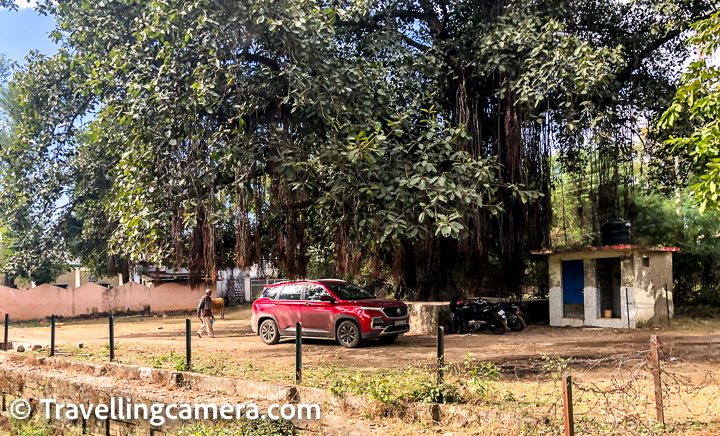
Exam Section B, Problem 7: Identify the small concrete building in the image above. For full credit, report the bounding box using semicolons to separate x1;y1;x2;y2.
532;245;678;328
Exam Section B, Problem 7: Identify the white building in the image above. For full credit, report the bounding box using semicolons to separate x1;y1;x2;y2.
533;245;678;328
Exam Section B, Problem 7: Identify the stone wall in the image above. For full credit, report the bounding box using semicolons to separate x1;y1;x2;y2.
0;363;186;436
0;357;308;436
0;356;530;435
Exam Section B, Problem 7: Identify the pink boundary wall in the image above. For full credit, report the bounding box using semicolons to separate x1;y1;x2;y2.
0;282;216;321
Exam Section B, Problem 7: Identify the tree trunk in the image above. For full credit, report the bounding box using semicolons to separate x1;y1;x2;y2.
499;85;525;298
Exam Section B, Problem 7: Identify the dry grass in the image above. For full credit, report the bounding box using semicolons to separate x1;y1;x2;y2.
9;311;720;435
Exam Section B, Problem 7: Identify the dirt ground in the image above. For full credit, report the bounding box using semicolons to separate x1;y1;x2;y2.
7;306;720;372
4;308;720;435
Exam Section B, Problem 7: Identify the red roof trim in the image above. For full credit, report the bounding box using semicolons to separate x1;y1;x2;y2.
530;245;680;255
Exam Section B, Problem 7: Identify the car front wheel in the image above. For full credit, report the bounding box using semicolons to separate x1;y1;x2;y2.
336;320;362;348
259;319;280;345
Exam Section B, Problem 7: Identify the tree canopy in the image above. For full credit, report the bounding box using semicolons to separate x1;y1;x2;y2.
1;0;717;298
660;11;720;213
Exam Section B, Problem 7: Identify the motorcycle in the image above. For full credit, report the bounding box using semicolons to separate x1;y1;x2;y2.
495;301;526;332
449;295;506;335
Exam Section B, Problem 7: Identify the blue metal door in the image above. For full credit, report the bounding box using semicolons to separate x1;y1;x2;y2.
562;260;585;319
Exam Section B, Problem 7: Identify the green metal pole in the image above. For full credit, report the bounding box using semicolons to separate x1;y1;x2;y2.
109;316;115;362
50;314;56;357
295;322;302;383
3;313;8;352
185;319;191;370
437;325;444;384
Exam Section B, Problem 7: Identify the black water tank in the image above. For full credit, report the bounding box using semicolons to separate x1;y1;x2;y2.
601;220;631;245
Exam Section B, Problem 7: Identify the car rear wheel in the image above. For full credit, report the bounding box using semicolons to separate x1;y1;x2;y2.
337;320;362;348
259;319;280;345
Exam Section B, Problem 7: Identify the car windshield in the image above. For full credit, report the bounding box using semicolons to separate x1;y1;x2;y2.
325;283;374;300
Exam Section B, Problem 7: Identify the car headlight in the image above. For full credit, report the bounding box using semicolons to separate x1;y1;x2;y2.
371;317;384;329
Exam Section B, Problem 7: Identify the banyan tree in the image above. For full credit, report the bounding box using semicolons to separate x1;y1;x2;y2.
1;0;716;299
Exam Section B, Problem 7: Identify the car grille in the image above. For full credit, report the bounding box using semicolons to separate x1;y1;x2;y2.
384;325;410;333
382;306;408;317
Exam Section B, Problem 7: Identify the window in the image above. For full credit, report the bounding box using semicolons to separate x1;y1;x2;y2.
324;283;374;300
278;284;303;301
305;284;331;301
642;256;650;267
261;286;281;300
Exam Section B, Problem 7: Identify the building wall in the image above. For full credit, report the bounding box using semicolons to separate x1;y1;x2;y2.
0;281;216;321
18;267;121;290
0;284;75;320
548;250;636;328
149;282;216;313
633;251;674;325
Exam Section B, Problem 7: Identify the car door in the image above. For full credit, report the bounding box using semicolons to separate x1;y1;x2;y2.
254;285;282;328
275;283;304;334
301;284;335;337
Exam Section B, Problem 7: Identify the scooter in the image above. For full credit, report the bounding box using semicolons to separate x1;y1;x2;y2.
449;295;506;335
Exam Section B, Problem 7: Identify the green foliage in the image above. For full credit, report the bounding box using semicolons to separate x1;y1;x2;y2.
9;419;55;436
152;350;183;369
174;420;293;436
2;0;716;298
541;355;570;382
329;366;462;404
659;12;720;212
1;54;17;150
464;354;500;399
634;192;720;307
326;359;502;405
1;1;18;11
0;56;70;284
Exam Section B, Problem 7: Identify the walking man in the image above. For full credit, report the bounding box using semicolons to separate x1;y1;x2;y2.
197;289;215;338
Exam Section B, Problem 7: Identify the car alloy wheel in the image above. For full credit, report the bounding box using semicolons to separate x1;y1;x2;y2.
337;320;362;348
260;319;280;345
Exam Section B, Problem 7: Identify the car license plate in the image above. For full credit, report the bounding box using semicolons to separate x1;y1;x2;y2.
395;320;408;326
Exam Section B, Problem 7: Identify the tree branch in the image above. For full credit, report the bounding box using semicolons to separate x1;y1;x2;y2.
240;39;281;72
242;51;281;72
619;9;719;78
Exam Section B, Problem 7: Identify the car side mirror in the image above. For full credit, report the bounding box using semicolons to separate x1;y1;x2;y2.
319;295;335;303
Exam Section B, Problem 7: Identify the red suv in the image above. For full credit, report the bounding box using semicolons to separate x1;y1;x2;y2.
251;279;410;348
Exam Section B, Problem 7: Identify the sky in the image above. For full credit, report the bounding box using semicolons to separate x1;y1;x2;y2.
0;0;58;66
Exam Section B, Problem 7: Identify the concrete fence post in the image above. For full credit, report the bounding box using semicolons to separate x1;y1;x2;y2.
651;335;665;424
